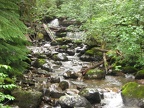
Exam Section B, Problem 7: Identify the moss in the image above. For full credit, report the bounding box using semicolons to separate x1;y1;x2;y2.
122;66;138;74
60;45;68;49
52;54;58;60
135;69;144;79
34;59;46;67
38;59;46;65
87;68;103;75
85;47;102;57
36;32;44;40
85;49;95;56
74;40;82;45
12;89;42;108
56;37;72;44
121;82;144;99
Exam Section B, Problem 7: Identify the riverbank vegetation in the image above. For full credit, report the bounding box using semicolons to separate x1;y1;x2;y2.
0;0;144;107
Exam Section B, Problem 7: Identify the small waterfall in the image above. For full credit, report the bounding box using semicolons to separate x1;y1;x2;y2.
48;18;59;27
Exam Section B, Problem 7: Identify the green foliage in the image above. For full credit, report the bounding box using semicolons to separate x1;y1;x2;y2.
0;104;10;108
0;65;16;107
20;0;58;23
57;0;144;67
0;0;29;76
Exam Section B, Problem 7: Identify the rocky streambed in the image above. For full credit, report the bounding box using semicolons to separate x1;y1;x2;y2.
10;19;144;108
9;38;140;108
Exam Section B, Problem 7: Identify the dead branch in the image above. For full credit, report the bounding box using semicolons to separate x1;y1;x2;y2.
43;23;56;41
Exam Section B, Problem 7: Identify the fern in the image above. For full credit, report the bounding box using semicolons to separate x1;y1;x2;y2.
0;0;29;76
0;65;16;107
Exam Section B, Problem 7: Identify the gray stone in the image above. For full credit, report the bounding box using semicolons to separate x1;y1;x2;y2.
79;88;101;104
58;94;92;108
63;70;78;79
59;81;69;90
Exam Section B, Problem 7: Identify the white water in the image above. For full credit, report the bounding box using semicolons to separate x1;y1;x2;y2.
102;92;124;108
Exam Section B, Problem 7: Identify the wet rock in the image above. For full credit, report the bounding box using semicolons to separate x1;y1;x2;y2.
121;82;144;107
63;70;78;79
79;88;101;104
59;81;69;90
37;68;50;75
84;68;105;79
42;96;51;102
135;69;144;79
12;89;42;108
66;49;75;56
39;103;52;108
58;45;68;51
66;89;79;95
32;59;46;68
52;53;68;61
79;54;97;61
122;66;138;74
50;76;60;83
71;81;87;90
41;63;52;71
58;94;92;108
49;83;65;98
51;41;59;46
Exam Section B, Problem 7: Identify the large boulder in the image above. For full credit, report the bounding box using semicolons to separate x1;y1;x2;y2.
79;88;101;104
12;89;42;108
121;82;144;108
58;94;92;108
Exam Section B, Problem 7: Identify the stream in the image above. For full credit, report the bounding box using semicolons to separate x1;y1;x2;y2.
12;19;141;108
25;40;137;108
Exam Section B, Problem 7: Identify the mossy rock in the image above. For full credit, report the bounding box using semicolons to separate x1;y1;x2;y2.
122;66;138;74
33;59;46;67
55;37;73;45
135;69;144;79
84;68;105;79
85;47;102;57
52;53;68;61
59;45;68;50
12;89;42;108
85;49;95;56
74;40;82;45
59;81;69;90
121;82;144;99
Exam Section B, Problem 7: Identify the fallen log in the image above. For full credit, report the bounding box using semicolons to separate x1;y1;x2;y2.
43;23;56;41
